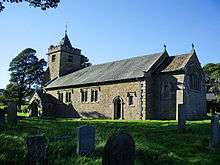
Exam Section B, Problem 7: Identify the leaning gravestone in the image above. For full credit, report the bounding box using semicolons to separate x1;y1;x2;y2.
178;105;186;131
0;109;5;125
7;102;17;125
76;125;95;155
26;135;48;165
102;132;135;165
209;114;220;149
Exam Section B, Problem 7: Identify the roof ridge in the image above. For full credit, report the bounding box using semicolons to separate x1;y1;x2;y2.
88;51;164;67
172;51;193;57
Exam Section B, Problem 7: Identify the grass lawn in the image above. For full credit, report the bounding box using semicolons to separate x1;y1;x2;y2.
0;118;219;165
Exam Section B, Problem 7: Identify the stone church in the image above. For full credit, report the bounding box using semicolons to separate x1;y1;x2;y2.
32;32;207;120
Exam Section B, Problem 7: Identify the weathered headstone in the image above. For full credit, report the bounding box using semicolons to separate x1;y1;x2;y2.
30;100;39;117
26;135;48;165
178;105;186;131
102;132;135;165
0;109;5;125
209;114;220;149
7;102;17;125
76;125;95;155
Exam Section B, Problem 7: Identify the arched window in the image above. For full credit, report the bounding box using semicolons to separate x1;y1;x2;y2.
189;74;201;90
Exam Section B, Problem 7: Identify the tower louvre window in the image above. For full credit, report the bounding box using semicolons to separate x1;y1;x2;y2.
52;55;56;62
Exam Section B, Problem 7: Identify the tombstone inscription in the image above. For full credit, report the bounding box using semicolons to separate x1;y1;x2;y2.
76;125;95;155
102;132;135;165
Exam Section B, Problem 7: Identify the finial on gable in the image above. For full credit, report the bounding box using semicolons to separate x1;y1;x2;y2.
191;43;196;53
163;44;167;51
65;24;68;35
192;43;194;49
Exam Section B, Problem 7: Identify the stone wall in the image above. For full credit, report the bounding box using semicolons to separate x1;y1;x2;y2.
47;46;61;80
46;81;142;120
153;73;182;119
47;46;84;80
183;55;207;119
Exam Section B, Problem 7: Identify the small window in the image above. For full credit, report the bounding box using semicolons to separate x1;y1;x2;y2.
81;89;88;102
65;92;72;103
52;55;56;62
91;90;95;102
94;90;98;102
58;92;63;102
128;95;134;105
91;90;98;102
68;55;73;62
128;92;136;106
91;89;99;102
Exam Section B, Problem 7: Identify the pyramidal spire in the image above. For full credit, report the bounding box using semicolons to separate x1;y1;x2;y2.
60;25;72;48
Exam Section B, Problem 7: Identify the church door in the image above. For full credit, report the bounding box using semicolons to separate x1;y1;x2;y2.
113;97;124;119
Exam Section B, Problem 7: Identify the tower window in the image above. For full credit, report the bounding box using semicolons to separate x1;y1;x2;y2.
68;55;73;62
52;55;56;62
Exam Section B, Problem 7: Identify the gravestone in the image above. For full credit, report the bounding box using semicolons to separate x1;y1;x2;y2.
30;100;39;117
76;125;95;155
7;102;17;125
178;105;186;131
209;114;220;148
0;109;5;125
26;135;48;165
102;132;135;165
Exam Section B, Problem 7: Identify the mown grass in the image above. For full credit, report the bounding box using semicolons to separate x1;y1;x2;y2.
0;118;219;165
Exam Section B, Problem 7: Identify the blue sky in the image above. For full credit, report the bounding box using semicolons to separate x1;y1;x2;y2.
0;0;220;88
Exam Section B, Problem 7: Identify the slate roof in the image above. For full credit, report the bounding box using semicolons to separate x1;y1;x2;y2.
45;52;164;89
30;90;59;104
162;52;193;72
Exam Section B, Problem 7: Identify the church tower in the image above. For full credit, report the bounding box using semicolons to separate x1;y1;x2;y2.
47;31;89;81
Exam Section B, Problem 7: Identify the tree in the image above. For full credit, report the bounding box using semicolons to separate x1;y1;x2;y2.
9;48;46;110
203;63;220;95
0;0;60;12
203;63;220;114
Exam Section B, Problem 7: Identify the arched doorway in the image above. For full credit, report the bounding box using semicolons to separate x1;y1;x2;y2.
113;96;124;119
